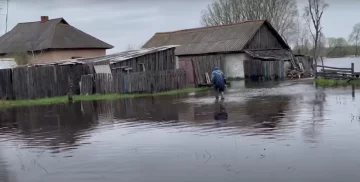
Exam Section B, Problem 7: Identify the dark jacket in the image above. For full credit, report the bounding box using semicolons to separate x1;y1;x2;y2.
211;67;226;88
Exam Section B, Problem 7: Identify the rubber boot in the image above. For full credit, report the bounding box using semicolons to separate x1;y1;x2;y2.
220;92;224;100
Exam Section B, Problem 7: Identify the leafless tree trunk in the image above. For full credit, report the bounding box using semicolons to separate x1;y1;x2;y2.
349;23;360;57
304;0;329;69
201;0;299;44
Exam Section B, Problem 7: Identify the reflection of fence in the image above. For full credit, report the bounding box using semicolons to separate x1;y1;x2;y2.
243;60;285;80
80;69;187;95
316;63;359;78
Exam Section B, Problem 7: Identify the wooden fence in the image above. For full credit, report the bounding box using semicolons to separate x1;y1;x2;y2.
0;64;91;100
80;69;187;95
243;60;285;80
316;63;359;79
0;69;13;100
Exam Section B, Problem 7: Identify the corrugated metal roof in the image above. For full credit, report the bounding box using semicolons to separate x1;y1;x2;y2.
79;45;179;64
0;18;113;54
26;45;178;67
0;59;18;69
142;20;289;56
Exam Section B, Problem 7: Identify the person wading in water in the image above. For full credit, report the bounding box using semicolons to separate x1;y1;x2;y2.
211;66;226;100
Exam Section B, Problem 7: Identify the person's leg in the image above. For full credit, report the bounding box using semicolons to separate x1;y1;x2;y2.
219;86;225;100
214;86;219;99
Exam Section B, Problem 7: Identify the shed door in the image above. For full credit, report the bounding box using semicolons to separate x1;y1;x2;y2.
179;59;194;84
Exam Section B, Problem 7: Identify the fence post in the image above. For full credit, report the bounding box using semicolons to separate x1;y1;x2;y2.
351;63;354;77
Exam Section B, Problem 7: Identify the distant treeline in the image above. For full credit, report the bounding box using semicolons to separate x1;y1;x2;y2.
294;45;359;58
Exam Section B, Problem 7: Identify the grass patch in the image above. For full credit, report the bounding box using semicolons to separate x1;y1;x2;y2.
0;87;208;109
314;78;360;86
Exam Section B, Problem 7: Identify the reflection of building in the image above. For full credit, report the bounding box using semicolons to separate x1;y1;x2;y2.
0;102;99;152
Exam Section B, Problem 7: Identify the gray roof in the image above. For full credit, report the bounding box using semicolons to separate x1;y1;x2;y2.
79;45;179;64
0;18;113;54
143;20;289;56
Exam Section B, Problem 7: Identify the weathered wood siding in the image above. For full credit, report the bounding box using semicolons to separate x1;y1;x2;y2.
89;48;176;74
81;69;187;94
179;54;225;85
11;64;91;100
80;74;94;95
243;60;285;80
245;24;285;50
0;69;13;100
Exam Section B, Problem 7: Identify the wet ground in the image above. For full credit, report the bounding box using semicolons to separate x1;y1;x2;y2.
1;80;360;182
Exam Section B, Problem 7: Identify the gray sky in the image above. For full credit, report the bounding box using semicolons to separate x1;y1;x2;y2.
0;0;359;53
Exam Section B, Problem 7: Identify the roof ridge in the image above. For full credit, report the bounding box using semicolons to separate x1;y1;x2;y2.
18;18;64;25
156;19;266;34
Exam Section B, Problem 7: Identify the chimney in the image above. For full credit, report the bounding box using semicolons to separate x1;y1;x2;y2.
41;16;49;23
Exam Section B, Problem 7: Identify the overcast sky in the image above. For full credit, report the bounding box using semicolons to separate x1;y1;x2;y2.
0;0;359;53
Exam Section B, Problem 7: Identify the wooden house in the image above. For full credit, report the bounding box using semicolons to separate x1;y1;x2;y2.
142;20;294;84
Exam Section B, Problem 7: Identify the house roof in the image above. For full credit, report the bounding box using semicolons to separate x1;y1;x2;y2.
0;18;113;54
142;20;289;56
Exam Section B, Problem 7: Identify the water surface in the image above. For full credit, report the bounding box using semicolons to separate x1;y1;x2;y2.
1;70;360;182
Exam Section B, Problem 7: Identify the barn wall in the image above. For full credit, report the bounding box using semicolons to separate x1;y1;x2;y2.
178;54;224;85
224;53;251;79
245;24;285;50
110;48;176;74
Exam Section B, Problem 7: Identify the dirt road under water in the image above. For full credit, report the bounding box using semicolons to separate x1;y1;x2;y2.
1;80;360;182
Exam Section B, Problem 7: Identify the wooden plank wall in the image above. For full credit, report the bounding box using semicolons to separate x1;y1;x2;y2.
82;69;187;95
11;64;91;100
80;74;94;95
110;48;176;74
244;24;285;49
0;69;13;100
95;73;113;94
243;60;284;80
180;54;224;85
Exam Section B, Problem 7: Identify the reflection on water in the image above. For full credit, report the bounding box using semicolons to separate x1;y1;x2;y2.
1;79;360;182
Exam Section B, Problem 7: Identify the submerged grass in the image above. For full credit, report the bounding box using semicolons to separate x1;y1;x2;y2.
314;78;360;86
0;87;208;109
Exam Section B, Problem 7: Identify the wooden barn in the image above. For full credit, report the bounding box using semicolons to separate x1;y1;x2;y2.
79;45;178;74
142;20;295;84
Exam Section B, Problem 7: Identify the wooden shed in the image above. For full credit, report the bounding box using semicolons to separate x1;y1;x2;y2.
142;20;295;84
80;45;178;74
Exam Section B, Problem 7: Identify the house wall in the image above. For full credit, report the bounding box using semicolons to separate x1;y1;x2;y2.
245;24;285;50
224;53;251;79
30;49;106;63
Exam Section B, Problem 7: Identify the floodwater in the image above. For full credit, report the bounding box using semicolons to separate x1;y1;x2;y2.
322;57;360;71
2;65;360;182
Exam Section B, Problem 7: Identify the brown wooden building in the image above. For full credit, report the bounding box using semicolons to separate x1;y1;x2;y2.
143;20;293;84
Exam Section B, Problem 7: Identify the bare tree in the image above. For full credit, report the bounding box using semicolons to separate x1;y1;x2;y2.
303;0;329;66
349;23;360;57
294;20;312;55
200;0;299;43
126;42;145;51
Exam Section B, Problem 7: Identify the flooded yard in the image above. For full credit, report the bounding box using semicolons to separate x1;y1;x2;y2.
2;78;360;182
